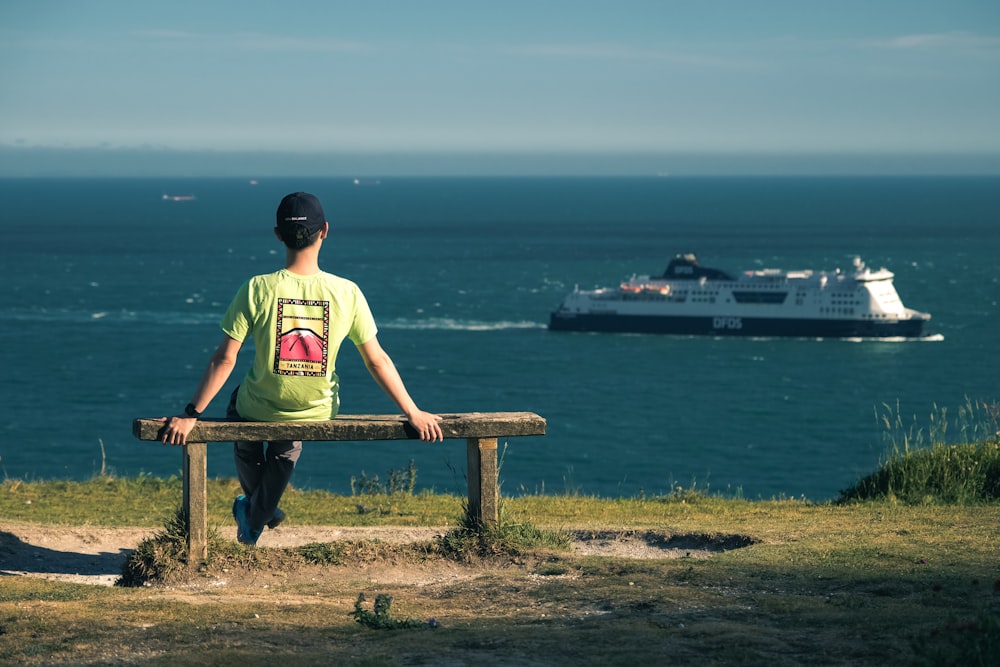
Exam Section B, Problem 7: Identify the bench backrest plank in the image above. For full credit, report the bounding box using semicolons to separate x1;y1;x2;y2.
132;412;546;442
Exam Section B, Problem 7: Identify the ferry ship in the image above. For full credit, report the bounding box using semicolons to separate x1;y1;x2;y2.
549;253;931;338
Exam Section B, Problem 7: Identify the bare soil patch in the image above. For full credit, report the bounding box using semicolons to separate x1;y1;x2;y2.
0;521;735;587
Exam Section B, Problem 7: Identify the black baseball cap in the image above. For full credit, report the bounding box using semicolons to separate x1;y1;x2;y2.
276;192;326;248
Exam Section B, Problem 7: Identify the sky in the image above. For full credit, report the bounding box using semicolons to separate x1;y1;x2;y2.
1;1;999;176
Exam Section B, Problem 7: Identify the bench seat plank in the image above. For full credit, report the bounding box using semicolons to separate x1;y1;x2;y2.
133;412;545;442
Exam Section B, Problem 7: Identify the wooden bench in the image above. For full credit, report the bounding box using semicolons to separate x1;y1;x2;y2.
132;412;546;563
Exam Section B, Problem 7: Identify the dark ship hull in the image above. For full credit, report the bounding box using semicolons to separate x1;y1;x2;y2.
548;311;927;338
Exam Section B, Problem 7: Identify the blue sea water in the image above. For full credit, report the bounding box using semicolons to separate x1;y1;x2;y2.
1;176;997;501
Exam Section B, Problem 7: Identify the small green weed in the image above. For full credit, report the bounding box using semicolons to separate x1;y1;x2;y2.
117;507;230;586
349;593;438;630
296;541;347;565
118;507;193;586
653;479;714;503
436;501;570;560
350;460;418;495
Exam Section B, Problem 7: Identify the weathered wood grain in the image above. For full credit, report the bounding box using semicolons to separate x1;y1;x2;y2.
467;438;499;529
182;443;208;562
132;412;546;442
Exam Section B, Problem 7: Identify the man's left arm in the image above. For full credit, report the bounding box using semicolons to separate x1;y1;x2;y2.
159;334;243;445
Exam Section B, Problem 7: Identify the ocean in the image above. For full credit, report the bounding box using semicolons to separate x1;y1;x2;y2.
1;176;997;501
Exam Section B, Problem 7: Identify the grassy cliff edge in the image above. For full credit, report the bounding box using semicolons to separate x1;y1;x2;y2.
2;465;999;666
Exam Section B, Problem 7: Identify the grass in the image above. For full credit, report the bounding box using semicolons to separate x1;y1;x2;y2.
839;440;1000;504
0;475;466;528
839;399;1000;505
3;476;1000;665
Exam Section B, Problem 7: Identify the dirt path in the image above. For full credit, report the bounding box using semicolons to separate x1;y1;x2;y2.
0;521;721;587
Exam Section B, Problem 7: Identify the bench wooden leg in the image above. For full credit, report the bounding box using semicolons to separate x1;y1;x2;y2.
466;437;499;529
182;442;208;564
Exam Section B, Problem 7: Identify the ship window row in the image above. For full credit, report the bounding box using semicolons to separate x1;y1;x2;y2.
820;307;856;315
732;291;788;304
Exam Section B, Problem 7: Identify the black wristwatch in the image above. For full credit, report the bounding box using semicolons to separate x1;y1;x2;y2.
184;403;202;418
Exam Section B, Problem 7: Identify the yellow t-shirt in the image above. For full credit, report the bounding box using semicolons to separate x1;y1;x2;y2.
221;269;378;421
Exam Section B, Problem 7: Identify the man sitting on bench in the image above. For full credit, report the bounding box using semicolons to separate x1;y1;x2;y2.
157;191;443;546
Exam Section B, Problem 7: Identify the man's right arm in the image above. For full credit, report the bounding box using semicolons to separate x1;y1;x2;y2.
357;337;443;442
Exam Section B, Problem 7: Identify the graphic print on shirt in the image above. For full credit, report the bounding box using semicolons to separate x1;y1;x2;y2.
274;298;330;376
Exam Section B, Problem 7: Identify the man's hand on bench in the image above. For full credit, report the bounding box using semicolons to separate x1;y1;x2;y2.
406;410;444;442
157;415;197;446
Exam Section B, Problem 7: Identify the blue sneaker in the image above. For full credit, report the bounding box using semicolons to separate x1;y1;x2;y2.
232;495;262;546
266;508;286;530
